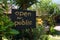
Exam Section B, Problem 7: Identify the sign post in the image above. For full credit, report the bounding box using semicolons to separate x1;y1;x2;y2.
9;9;36;40
10;9;36;29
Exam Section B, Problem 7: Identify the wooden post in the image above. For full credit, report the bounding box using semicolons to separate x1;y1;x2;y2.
22;4;27;10
29;28;33;40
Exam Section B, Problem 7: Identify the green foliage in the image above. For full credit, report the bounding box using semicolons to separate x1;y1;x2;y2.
17;25;48;40
36;0;59;34
0;0;19;40
9;29;19;35
32;26;47;40
14;0;38;9
28;0;60;36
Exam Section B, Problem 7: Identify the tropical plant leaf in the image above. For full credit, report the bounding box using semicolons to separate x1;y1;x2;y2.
9;29;19;35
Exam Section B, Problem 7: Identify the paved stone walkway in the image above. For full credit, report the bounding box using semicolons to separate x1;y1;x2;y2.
54;26;60;31
49;35;60;40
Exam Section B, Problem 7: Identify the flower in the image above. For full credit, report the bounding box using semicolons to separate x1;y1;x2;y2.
36;18;43;25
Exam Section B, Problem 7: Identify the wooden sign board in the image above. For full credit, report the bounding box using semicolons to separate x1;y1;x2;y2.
9;9;36;30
